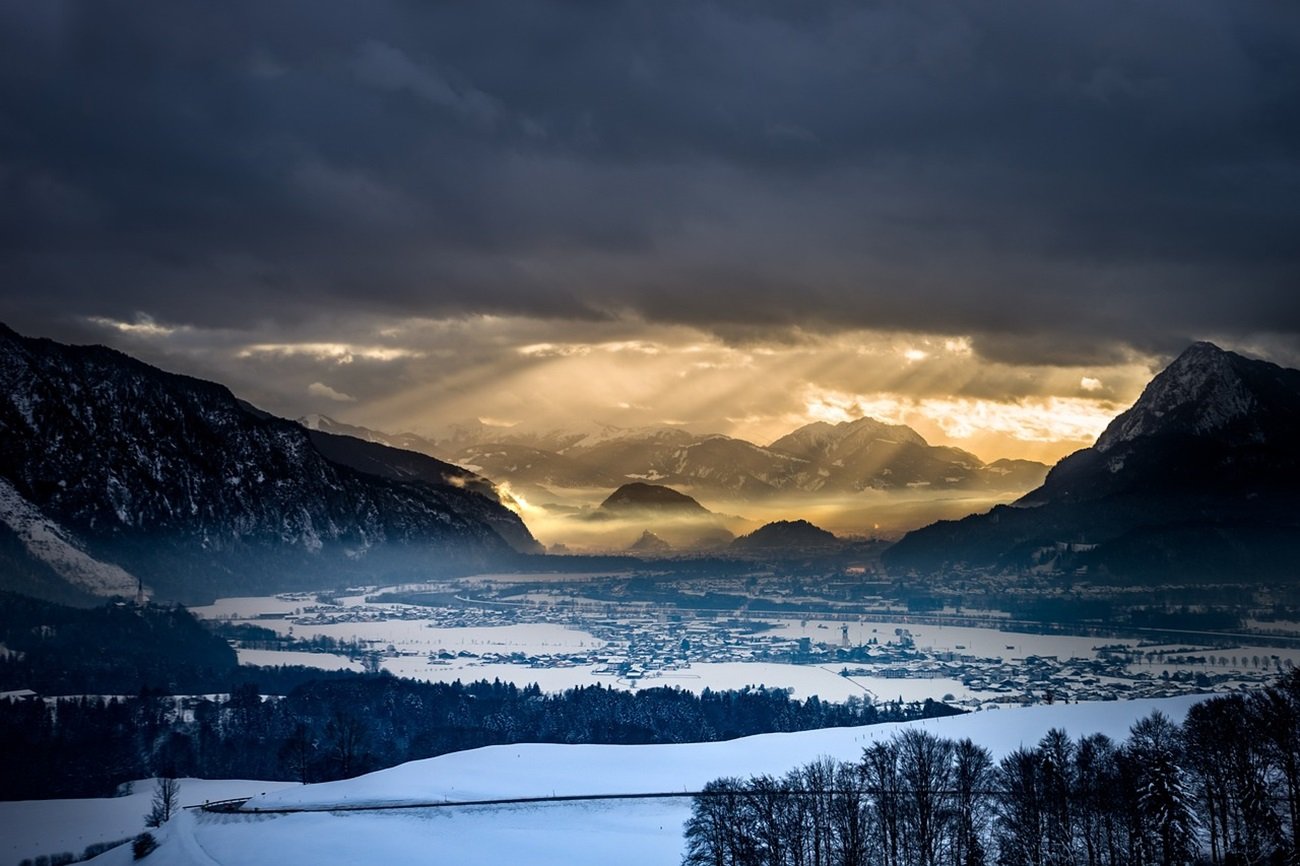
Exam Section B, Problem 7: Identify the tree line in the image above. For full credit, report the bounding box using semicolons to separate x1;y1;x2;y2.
0;592;238;695
0;673;960;799
684;670;1300;866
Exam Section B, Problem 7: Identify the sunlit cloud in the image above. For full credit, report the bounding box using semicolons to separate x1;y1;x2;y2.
599;341;665;355
236;343;423;363
804;392;869;425
85;314;181;338
518;339;673;358
943;338;973;356
64;312;1158;466
801;388;1120;446
307;382;356;403
517;342;591;358
922;397;1119;443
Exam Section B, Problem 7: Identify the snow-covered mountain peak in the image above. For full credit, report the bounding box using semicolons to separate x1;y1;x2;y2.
1094;342;1254;452
769;414;926;459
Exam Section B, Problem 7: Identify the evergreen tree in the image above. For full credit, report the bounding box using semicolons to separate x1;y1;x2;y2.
1037;729;1075;866
1129;712;1198;866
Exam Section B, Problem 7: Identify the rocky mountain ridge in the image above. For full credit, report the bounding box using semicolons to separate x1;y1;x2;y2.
301;414;1049;500
0;326;538;604
885;342;1300;580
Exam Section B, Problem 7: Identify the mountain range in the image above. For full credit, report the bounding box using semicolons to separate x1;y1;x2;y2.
0;326;539;605
884;342;1300;580
5;325;1287;598
302;414;1049;500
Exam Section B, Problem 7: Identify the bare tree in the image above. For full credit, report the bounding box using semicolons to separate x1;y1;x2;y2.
801;757;839;866
144;777;180;828
952;738;994;866
745;773;791;866
897;729;954;866
684;777;757;866
279;722;315;785
862;740;903;866
1250;670;1300;863
996;747;1044;866
1073;733;1120;866
325;711;368;779
829;760;870;866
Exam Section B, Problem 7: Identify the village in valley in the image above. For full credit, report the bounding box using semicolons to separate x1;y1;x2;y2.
199;568;1300;711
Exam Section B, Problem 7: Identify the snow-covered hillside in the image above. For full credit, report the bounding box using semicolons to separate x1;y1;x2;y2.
0;779;298;866
70;696;1204;866
0;477;139;598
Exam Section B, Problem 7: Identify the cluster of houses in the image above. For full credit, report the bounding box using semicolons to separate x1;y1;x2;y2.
234;585;1298;708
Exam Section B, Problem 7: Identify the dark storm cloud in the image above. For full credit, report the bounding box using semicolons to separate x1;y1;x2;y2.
1;0;1298;361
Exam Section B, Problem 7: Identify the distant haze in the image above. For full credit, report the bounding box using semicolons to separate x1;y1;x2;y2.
515;488;1016;552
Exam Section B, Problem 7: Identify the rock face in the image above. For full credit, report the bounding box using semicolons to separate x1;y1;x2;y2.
884;342;1300;580
0;326;538;603
627;530;672;553
301;427;538;554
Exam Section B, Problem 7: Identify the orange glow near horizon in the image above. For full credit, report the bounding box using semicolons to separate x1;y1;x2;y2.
336;321;1153;466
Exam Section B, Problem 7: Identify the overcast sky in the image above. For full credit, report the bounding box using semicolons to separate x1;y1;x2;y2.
2;1;1298;462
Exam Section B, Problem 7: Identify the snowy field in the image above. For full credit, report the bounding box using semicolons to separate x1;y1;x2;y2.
70;696;1206;866
243;619;606;655
380;657;970;702
189;595;312;620
0;779;298;866
234;650;364;671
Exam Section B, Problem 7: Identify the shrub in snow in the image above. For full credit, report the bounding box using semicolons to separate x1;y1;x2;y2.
82;839;131;860
131;833;157;860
